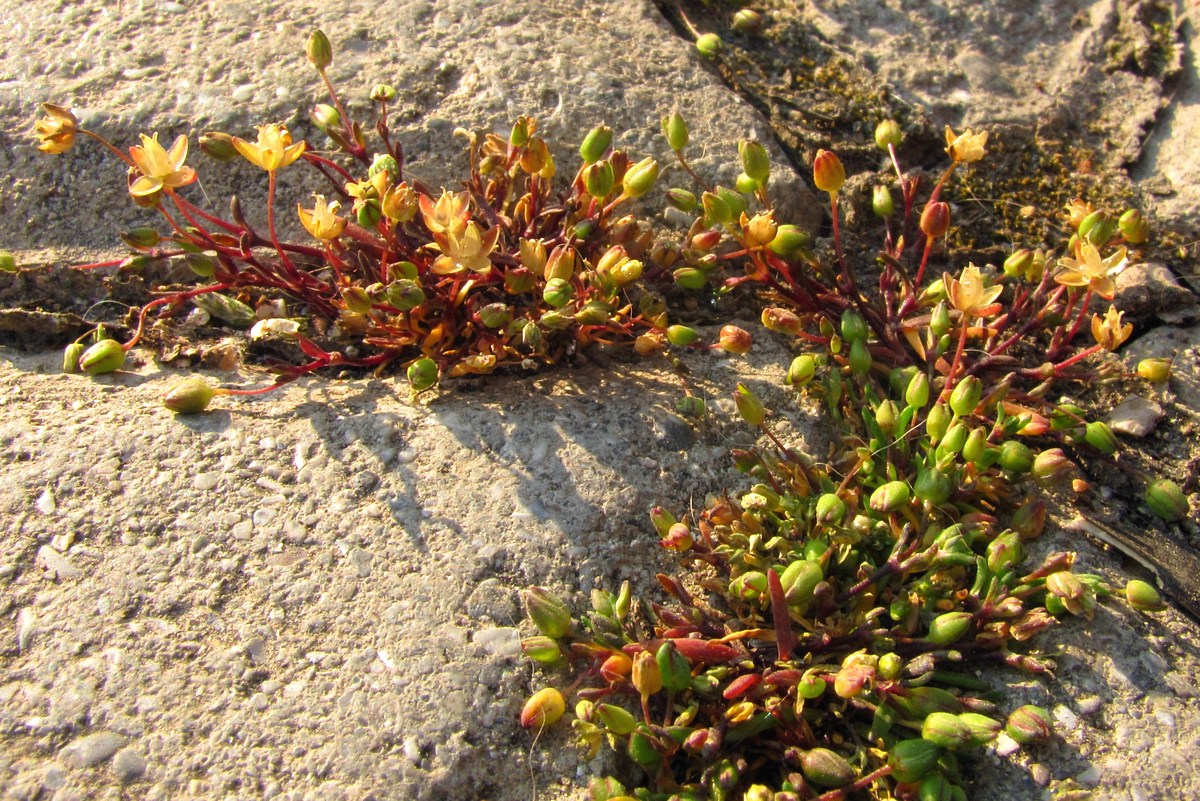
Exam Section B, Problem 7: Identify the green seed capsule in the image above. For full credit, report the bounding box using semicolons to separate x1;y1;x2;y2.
848;338;873;374
921;711;974;748
62;342;85;374
800;748;856;788
407;358;438;392
79;339;126;376
870;480;911;512
1145;478;1189;522
927;611;972;646
162;376;216;414
889;739;943;783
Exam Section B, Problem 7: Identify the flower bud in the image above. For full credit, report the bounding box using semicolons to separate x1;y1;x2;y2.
812;149;845;194
888;739;943;783
769;224;811;256
870;480;911;512
920;201;951;239
595;703;637;735
120;226;161;250
521;635;562;664
921;711;973;748
1078;210;1116;247
736;172;760;193
719;325;752;355
872;185;895;218
542;278;573;308
661;111;689;152
875;119;902;149
1084;421;1118;454
739;140;770;183
914;468;952;505
477;302;512;329
815;493;846;526
961;426;988;465
62;342;86;373
1119;208;1149;244
1003;248;1034;279
342;286;373;315
539;309;571;330
906;372;931;409
986;530;1023;573
926;611;972;645
1004;705;1053;744
79;339;126;375
948;375;982;417
1136;357;1171;383
786;354;816;387
575;300;612;326
878;653;903;680
368;83;397;103
997;440;1033;474
520;687;565;729
656;641;693;692
666;324;700;347
1145;478;1189;522
666;187;697;212
1125;578;1165;612
163;376;216;414
695;32;723;58
306;30;333;70
661;522;694;551
1031;448;1074;488
385;279;426;311
875;399;899;434
632;651;662;698
929;300;952;338
958;712;1002;746
800;748;856;788
310;103;341;133
732;8;763;33
0;251;16;273
579;124;612;165
761;307;802;336
199;131;238;162
582;160;615;198
701;191;733;226
522;587;572;638
925;402;951;443
848;338;872;374
780;559;823;607
735;383;765;426
406;358;438;391
840;310;868;343
622;157;659;198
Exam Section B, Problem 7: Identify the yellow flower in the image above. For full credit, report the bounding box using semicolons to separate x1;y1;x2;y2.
1091;306;1132;351
430;221;499;275
382;183;418;222
1054;242;1127;300
297;195;346;240
232;123;306;171
944;125;988;164
1063;198;1095;229
128;133;196;197
944;264;1003;318
34;103;78;154
419;189;470;237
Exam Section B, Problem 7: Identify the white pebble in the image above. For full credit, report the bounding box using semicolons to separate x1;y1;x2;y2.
36;489;56;515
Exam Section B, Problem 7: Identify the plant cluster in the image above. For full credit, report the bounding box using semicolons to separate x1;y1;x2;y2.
36;32;754;410
28;22;1192;801
516;60;1187;801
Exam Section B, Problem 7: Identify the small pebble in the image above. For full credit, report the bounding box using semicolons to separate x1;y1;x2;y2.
1077;695;1103;716
36;489;56;515
1030;763;1051;786
1108;397;1163;437
60;731;126;768
193;472;220;491
112;747;147;783
1076;765;1101;787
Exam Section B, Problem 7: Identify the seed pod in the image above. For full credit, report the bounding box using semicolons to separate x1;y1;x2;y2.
542;278;573;308
1031;448;1074;488
878;653;903;680
79;339;126;375
840;310;868;344
0;251;16;273
889;739;943;783
522;587;572;638
720;325;752;355
731;8;763;33
369;83;397;102
583;160;615;198
163;377;216;414
1079;210;1116;246
1010;499;1047;539
961;427;988;465
575;300;612;326
1083;421;1118;455
735;383;765;426
920;202;951;238
666;187;697;211
622;157;660;198
1003;248;1034;278
1145;478;1189;522
986;530;1023;573
120;226;161;249
848;338;872;374
930;300;952;337
1004;705;1053;744
1119;208;1149;244
926;402;951;443
520;687;565;729
800;748;856;788
914;468;952;505
919;774;951;801
779;559;823;608
666;325;700;347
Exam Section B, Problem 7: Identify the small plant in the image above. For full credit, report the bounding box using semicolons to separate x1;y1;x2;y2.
34;32;751;410
519;118;1187;799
